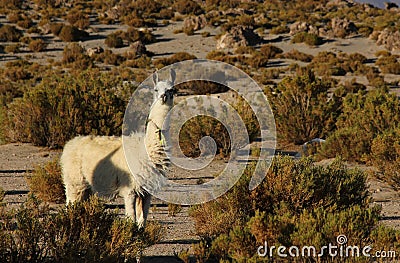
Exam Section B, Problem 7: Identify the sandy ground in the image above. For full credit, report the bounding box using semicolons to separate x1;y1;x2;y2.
0;143;399;263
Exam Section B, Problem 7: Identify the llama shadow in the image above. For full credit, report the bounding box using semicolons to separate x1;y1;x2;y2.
92;147;131;196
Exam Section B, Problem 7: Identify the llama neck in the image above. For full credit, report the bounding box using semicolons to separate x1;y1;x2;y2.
145;100;172;169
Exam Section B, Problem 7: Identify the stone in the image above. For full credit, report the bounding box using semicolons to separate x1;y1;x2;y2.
183;14;207;32
216;25;262;49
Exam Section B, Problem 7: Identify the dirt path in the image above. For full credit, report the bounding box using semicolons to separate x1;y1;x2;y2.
1;143;399;263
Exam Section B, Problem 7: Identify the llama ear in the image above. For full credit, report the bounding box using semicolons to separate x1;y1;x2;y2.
152;71;159;87
169;69;176;84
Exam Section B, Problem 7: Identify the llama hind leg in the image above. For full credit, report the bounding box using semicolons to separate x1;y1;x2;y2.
135;193;151;229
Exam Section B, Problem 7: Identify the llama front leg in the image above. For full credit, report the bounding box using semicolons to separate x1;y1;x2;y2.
65;182;92;204
135;193;151;229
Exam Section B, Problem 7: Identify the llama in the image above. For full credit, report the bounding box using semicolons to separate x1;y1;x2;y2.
60;69;176;228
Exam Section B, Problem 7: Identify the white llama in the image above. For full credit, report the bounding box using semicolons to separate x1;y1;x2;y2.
60;69;176;228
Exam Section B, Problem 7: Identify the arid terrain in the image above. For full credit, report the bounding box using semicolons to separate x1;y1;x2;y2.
1;0;400;262
1;143;399;261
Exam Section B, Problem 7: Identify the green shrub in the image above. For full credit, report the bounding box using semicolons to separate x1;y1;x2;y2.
28;39;47;52
0;25;22;42
292;32;323;46
189;157;397;262
320;88;400;162
5;69;135;147
27;159;65;203
266;70;338;144
0;195;164;262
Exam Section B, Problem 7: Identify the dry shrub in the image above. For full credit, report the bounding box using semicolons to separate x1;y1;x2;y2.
28;39;47;52
178;94;259;158
17;17;34;29
66;8;90;29
114;27;156;45
0;187;4;203
4;44;20;54
123;55;151;68
62;42;94;69
172;0;203;15
369;128;400;189
292;32;323;46
284;49;314;62
168;203;182;216
97;49;125;66
58;25;88;42
0;25;22;42
105;32;124;48
259;44;283;59
27;159;65;203
0;195;164;262
154;52;197;69
50;23;63;36
376;54;400;74
175;79;229;95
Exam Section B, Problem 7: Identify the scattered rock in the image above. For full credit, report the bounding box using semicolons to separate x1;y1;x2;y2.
216;25;262;49
385;2;399;10
39;23;52;35
105;5;122;20
289;21;319;36
329;17;358;38
183;14;207;32
86;46;104;57
327;0;355;8
376;29;400;51
129;41;147;57
222;8;251;17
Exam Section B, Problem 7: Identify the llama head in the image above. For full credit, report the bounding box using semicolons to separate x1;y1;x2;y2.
152;69;177;106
